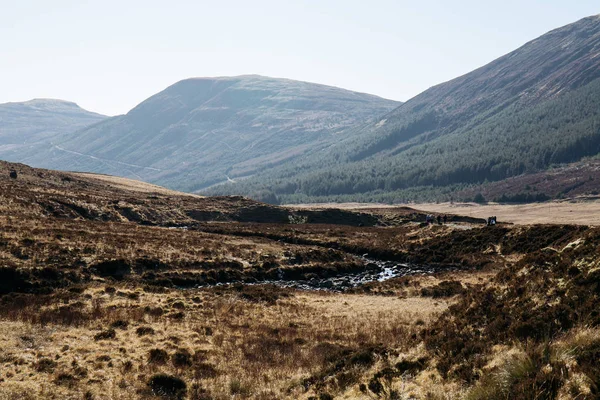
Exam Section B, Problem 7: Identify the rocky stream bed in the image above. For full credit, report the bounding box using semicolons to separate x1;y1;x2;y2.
198;256;454;292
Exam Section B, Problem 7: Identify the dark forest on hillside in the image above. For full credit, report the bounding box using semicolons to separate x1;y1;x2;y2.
209;77;600;204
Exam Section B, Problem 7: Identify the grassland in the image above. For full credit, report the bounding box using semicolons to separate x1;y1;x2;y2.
293;197;600;226
1;161;599;399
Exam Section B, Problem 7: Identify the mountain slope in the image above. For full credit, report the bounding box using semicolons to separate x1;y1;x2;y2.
211;15;600;203
10;76;399;192
0;99;106;149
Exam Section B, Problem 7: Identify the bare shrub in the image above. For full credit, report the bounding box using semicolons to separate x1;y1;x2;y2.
94;329;116;341
148;349;169;365
148;374;187;399
136;326;155;336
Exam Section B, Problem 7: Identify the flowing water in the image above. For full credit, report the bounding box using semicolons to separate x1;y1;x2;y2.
198;256;454;292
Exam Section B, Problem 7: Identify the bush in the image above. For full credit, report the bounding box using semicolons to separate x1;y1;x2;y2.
172;350;192;368
229;378;251;397
465;346;567;400
148;349;169;365
148;374;187;398
193;363;219;379
94;329;116;341
54;373;77;387
136;326;155;336
35;358;57;373
421;280;465;298
110;319;129;329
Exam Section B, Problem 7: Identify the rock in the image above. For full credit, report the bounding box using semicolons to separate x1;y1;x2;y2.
320;281;334;289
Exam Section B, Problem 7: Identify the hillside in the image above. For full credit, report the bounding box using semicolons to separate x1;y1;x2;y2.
8;76;399;194
0;98;106;152
212;15;600;203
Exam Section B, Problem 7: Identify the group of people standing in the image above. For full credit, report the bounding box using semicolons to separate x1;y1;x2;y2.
425;214;447;225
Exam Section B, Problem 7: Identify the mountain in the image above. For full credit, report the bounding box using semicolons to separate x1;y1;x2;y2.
210;15;600;203
7;76;399;193
0;98;106;150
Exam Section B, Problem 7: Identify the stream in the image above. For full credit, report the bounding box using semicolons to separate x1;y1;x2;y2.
198;257;455;292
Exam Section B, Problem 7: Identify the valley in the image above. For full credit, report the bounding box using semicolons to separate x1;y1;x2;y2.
2;11;600;400
3;15;600;205
1;161;598;399
0;76;398;195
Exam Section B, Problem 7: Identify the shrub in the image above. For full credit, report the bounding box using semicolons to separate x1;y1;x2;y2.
171;301;186;310
148;374;187;399
110;320;129;329
172;350;192;368
122;360;134;373
465;346;567;400
194;363;219;379
395;358;427;375
148;349;169;365
144;306;164;317
229;378;251;397
136;326;155;336
35;358;57;373
94;329;116;341
54;373;77;387
168;311;185;321
421;280;465;298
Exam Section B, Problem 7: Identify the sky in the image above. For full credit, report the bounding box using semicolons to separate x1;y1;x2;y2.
1;1;599;116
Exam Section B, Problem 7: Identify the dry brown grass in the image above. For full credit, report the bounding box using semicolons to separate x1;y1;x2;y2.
293;198;600;226
0;280;459;399
4;160;598;399
411;199;600;226
70;172;204;197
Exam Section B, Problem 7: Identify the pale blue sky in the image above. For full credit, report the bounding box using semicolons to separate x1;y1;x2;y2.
1;1;598;116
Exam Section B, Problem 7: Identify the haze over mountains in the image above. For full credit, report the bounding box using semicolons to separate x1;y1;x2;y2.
1;76;399;193
0;99;106;147
2;15;600;203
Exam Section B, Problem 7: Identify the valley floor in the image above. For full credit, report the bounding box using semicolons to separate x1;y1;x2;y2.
1;162;599;399
0;276;464;399
293;197;600;225
415;198;600;226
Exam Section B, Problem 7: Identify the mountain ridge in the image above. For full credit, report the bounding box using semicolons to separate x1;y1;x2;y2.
0;98;107;149
2;75;400;193
3;16;600;203
209;14;600;203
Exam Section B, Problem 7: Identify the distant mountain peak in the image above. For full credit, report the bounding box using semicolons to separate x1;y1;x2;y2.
10;76;399;192
20;98;82;109
24;98;77;105
171;75;397;101
0;98;108;147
